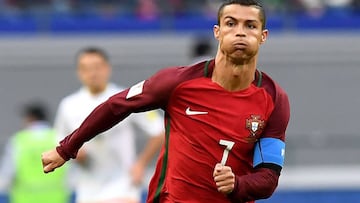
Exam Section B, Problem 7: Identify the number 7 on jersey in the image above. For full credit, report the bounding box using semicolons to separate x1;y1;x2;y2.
219;140;235;165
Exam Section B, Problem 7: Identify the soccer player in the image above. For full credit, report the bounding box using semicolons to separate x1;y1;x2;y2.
42;1;290;202
54;47;164;203
0;102;70;203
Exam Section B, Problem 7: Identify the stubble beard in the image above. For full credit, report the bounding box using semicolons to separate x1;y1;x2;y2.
225;50;252;65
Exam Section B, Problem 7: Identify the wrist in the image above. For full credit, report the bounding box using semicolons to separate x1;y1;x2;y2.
55;145;70;161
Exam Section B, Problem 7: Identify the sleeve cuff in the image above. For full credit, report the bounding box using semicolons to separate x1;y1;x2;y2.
56;145;71;161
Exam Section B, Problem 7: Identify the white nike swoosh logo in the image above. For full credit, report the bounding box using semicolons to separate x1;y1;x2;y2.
185;107;208;115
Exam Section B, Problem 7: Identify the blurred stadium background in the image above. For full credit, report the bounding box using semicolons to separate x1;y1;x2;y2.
0;0;360;202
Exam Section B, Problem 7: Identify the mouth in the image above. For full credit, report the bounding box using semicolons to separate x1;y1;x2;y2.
233;42;247;49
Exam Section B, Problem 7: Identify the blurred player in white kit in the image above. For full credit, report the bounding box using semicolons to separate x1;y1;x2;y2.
54;47;164;203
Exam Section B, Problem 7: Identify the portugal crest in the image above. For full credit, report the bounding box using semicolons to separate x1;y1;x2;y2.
246;115;265;137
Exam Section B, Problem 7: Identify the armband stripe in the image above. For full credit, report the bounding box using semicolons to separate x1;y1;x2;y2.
253;138;285;168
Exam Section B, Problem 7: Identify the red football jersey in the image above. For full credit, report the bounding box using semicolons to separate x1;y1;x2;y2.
145;60;288;203
58;60;290;203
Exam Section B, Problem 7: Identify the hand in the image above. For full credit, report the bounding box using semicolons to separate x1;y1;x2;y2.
213;163;235;195
41;148;66;173
130;161;145;186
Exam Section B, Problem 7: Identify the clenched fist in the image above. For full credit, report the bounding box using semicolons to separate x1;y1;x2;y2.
41;148;66;173
213;163;235;195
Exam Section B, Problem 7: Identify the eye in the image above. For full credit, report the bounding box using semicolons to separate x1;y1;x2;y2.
247;23;257;29
226;20;236;27
247;24;256;29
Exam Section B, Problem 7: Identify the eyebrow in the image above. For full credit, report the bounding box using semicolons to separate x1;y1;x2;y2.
224;16;259;23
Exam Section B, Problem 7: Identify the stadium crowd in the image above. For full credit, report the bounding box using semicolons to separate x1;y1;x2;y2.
1;0;359;19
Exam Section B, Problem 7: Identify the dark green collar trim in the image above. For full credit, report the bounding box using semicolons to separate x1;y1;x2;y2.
256;70;262;87
204;60;211;77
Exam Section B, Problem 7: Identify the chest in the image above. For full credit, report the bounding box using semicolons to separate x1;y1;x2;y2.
167;79;272;141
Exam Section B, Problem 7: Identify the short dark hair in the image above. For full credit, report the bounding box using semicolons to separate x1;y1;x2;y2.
76;47;109;62
217;0;266;30
22;102;48;121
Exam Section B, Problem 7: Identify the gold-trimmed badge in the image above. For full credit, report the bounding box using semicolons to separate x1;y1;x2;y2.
246;115;265;137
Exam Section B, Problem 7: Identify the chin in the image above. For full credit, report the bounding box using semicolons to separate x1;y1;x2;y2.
229;55;248;65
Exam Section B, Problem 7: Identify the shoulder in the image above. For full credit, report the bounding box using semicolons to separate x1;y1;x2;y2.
156;61;207;78
58;89;84;110
62;89;83;101
104;83;125;98
259;71;290;140
259;71;289;104
147;60;210;90
139;61;210;105
107;61;212;111
107;83;125;93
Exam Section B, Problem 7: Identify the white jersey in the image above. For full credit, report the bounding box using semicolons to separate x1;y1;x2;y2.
54;83;163;203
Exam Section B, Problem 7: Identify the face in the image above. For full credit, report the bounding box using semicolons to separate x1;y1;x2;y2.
77;53;111;94
213;4;268;64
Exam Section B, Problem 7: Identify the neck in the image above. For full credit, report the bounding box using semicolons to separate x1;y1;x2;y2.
87;85;107;96
212;53;257;91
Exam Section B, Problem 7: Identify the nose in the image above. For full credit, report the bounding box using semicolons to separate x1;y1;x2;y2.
235;25;246;37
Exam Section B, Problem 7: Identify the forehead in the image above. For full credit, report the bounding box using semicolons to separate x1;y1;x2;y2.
79;53;105;62
220;4;261;22
80;52;102;58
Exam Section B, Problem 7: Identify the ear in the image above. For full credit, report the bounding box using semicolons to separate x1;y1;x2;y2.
213;25;220;40
260;29;268;44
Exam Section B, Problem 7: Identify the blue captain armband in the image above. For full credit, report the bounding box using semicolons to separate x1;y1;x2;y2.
253;138;285;168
